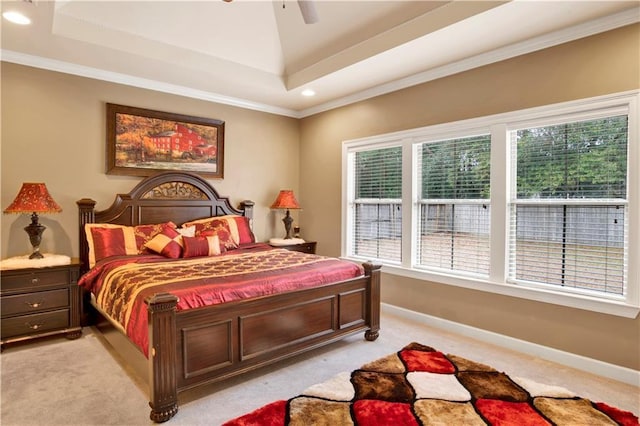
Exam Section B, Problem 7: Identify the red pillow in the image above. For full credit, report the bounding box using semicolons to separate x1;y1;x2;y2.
134;222;177;253
200;227;237;250
224;215;255;245
144;226;183;259
182;235;224;258
183;215;254;249
85;224;138;268
183;219;236;250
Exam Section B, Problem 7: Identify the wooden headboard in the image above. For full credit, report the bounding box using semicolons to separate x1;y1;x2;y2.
77;171;254;274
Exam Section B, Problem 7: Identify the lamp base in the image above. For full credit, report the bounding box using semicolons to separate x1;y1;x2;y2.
24;213;46;260
29;251;44;260
282;209;294;239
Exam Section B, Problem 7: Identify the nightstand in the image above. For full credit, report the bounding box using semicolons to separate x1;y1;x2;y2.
270;241;317;254
1;261;82;350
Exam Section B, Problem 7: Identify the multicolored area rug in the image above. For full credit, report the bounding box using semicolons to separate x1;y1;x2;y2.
223;342;639;426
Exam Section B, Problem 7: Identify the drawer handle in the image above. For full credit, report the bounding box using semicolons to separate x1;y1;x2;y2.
25;301;44;308
31;277;39;284
26;322;44;330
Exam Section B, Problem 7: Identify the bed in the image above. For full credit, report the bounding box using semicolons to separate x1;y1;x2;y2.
76;171;381;423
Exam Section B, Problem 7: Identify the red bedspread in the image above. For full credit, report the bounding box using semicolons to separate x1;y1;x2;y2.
79;244;364;356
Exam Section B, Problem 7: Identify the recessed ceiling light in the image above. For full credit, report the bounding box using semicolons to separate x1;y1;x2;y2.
302;89;316;97
3;11;31;25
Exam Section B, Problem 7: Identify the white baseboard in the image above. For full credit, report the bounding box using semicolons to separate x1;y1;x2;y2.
381;303;640;387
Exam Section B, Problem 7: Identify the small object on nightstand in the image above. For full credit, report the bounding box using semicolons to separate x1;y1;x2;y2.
269;237;305;246
270;190;301;239
0;260;82;350
0;253;71;271
3;182;62;259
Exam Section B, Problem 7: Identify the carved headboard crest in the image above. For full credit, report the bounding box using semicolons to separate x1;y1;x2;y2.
141;182;207;200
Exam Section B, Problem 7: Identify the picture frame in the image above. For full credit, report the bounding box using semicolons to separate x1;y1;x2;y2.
106;103;224;178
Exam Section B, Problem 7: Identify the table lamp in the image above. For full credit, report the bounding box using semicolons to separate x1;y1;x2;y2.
4;182;62;259
270;190;301;239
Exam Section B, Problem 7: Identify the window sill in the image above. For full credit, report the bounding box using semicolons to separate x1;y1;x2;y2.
346;257;640;319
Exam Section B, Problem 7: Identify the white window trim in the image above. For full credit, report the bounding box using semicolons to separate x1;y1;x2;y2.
342;90;640;319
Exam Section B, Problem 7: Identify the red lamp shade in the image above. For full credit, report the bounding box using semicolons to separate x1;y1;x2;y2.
4;183;62;259
4;183;62;214
270;190;301;210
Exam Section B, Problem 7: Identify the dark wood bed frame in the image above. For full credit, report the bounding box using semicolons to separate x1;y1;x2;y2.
76;171;381;422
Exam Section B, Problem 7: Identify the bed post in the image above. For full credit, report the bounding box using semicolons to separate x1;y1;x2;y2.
76;198;96;275
146;293;179;423
240;200;254;219
363;262;381;341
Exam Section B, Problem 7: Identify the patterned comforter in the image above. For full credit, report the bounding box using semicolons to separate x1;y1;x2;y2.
79;243;364;356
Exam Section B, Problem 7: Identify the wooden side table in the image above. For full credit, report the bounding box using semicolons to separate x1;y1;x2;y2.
1;260;82;350
270;241;317;254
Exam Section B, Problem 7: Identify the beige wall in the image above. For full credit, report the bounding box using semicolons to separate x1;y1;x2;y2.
1;24;638;370
299;24;640;369
1;63;300;258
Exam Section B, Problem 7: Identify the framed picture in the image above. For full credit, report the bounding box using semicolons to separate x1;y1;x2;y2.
106;103;224;178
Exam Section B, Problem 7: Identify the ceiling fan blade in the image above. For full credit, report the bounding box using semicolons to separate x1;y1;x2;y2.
297;0;319;24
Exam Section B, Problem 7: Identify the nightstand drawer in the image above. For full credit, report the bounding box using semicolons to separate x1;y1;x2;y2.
1;269;70;292
1;289;69;317
1;309;69;339
293;242;317;254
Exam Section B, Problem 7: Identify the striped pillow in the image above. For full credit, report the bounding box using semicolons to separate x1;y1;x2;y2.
182;235;224;258
85;224;138;268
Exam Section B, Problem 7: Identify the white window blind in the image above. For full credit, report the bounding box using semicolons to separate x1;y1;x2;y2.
417;135;491;275
509;115;628;295
350;146;402;262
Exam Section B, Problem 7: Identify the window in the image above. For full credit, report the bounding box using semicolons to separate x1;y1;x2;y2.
347;145;402;263
417;135;491;276
343;91;638;317
510;116;628;295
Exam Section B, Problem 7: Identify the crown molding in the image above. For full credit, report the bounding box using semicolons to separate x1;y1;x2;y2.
1;7;637;119
0;50;301;118
299;7;640;118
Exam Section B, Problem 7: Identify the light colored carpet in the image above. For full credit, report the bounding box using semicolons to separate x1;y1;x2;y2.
1;309;638;425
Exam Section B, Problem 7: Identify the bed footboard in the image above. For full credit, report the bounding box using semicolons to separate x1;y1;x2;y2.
145;262;381;423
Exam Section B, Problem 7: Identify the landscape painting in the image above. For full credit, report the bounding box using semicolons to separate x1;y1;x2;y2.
106;103;224;178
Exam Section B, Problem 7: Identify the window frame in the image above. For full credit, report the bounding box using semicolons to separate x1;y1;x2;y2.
342;90;639;318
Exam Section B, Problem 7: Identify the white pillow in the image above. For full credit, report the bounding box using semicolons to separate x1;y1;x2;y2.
177;225;196;237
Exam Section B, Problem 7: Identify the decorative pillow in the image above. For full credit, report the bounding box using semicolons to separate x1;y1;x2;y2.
201;227;237;250
223;215;255;245
182;235;224;258
183;215;254;248
85;223;138;268
134;222;177;253
176;225;196;238
182;218;234;250
144;226;183;259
